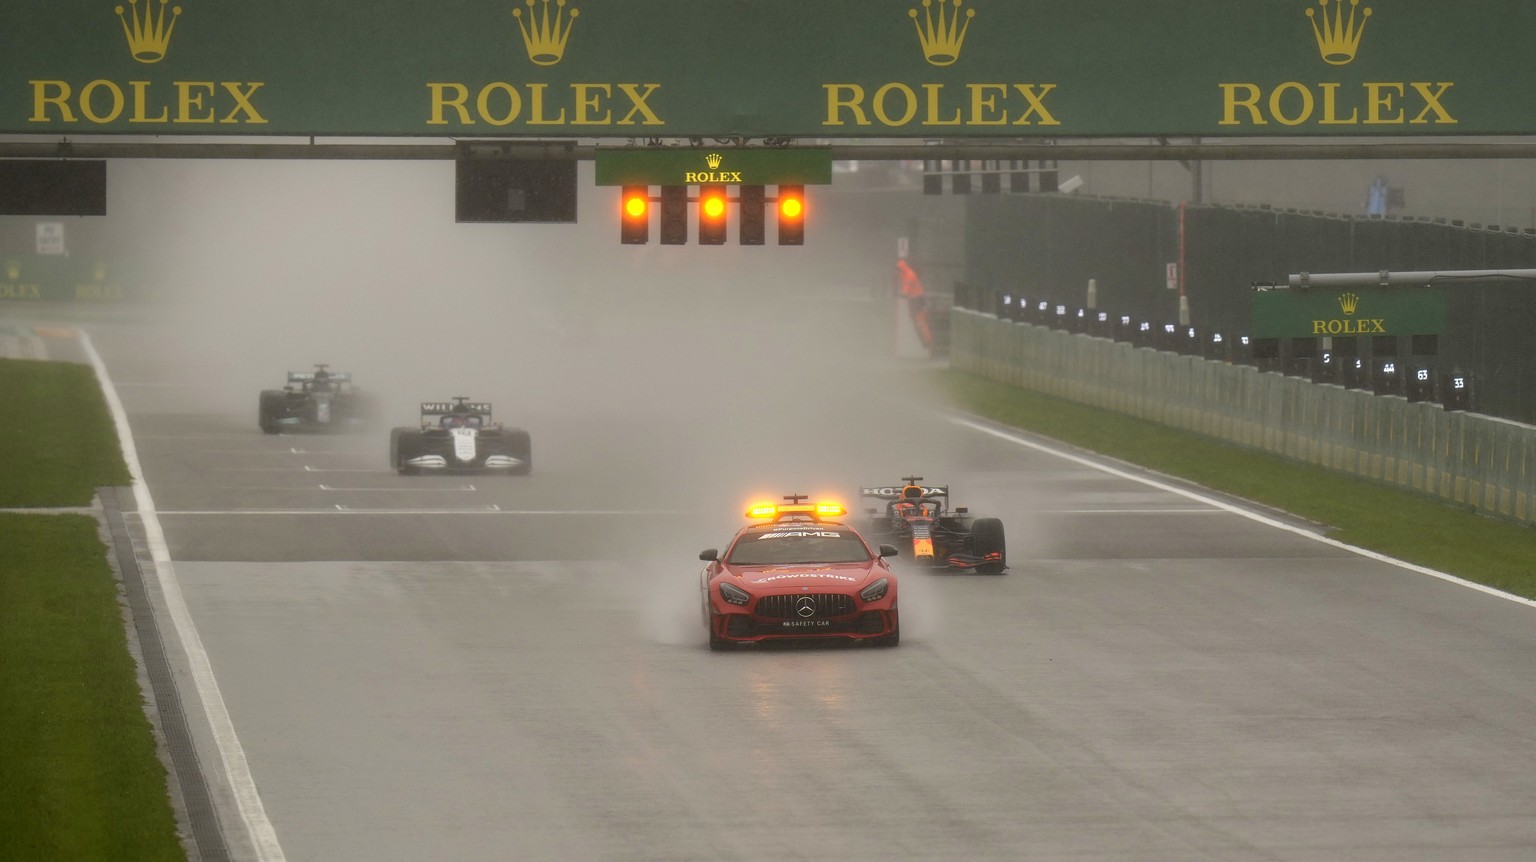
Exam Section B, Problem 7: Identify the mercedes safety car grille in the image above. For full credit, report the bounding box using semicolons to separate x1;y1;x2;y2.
754;593;857;619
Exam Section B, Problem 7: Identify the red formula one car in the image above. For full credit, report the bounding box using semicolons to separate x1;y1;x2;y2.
860;478;1007;574
699;495;901;651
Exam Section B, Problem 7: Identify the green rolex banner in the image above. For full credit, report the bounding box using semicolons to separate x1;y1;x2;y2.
1251;286;1446;339
3;1;1533;138
594;148;832;186
0;255;139;303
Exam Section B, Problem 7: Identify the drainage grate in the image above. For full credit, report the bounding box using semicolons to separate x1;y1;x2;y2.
100;486;232;862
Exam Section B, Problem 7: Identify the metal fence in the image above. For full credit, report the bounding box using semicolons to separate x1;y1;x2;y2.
951;309;1536;527
959;195;1536;424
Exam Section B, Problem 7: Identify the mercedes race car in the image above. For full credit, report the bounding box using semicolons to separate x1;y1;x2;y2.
258;364;381;434
860;477;1007;574
699;495;901;650
390;398;531;475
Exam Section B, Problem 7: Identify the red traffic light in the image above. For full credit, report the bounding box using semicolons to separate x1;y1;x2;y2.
620;185;649;244
698;184;727;245
777;184;805;245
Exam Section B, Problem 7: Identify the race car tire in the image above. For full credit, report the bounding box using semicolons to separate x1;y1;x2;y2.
971;517;1007;574
258;390;285;434
391;428;423;475
505;428;532;476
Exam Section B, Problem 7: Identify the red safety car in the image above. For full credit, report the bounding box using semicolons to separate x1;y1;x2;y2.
699;495;901;651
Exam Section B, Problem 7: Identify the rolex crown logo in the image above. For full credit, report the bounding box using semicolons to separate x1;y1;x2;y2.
513;0;579;67
1338;291;1360;315
909;0;975;67
1306;0;1371;66
115;0;182;65
705;153;723;170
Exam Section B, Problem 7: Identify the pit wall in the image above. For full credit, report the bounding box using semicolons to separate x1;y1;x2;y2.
951;308;1536;527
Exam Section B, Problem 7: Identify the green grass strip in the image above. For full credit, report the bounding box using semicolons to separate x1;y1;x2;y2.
0;513;184;861
939;369;1536;601
0;358;132;507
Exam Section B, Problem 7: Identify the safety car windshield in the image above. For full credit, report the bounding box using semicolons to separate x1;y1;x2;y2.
726;527;872;566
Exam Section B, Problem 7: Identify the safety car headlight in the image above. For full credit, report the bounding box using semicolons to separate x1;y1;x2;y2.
859;578;890;603
719;582;751;606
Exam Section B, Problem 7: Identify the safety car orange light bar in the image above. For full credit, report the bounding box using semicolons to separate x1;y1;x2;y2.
745;501;847;519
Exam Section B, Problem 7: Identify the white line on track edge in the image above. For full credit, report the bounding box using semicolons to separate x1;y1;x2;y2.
146;508;683;515
949;413;1536;609
81;332;287;861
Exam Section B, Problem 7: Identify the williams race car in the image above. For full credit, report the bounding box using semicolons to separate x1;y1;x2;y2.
699;495;901;650
258;364;381;434
860;477;1006;574
390;398;531;475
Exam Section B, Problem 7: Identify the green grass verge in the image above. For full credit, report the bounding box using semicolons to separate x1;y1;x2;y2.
0;513;184;861
939;368;1536;601
0;359;182;860
0;358;133;507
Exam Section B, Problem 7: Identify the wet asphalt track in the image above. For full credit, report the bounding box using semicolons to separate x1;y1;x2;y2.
67;316;1536;861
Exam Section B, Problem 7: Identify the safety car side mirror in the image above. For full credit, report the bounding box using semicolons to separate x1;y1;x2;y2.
698;548;719;562
878;544;899;558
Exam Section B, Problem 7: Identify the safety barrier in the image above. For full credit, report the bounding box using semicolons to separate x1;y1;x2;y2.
951;308;1536;526
956;194;1536;425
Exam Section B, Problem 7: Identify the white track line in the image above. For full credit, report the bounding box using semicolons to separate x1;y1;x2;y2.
81;332;287;862
950;414;1536;609
210;466;381;474
147;508;689;516
316;484;476;491
113;381;211;388
136;435;284;441
1037;508;1221;515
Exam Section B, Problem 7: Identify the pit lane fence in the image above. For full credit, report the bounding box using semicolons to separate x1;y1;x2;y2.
951;308;1536;527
